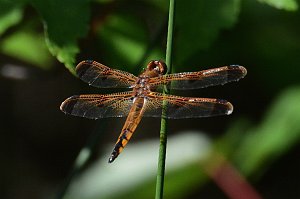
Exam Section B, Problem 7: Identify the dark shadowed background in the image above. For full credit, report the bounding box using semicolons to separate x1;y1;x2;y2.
1;0;300;199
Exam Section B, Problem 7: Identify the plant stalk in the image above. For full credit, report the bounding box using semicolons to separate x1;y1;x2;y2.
155;0;175;198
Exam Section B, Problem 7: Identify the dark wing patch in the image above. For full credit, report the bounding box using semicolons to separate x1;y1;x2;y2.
76;60;138;88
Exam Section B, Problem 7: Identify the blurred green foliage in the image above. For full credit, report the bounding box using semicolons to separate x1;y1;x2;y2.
258;0;298;10
1;0;298;72
1;29;52;68
175;0;240;65
0;5;23;35
30;0;90;74
234;86;300;175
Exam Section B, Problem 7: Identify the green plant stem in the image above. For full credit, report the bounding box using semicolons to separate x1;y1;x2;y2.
165;0;175;71
155;0;175;198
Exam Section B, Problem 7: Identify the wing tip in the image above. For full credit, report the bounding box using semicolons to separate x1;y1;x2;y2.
75;60;95;78
228;65;247;78
225;101;234;115
215;99;234;115
60;95;79;114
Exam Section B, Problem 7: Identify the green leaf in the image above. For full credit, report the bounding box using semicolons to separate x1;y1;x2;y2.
0;30;53;69
257;0;298;11
97;13;148;70
175;0;241;65
0;1;24;36
233;86;300;175
30;0;91;74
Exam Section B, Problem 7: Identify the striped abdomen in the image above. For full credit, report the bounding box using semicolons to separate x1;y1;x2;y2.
108;97;145;163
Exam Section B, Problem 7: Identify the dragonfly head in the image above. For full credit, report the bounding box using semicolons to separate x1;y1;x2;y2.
146;60;167;76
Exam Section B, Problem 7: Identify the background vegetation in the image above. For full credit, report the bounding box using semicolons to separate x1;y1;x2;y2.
1;0;300;198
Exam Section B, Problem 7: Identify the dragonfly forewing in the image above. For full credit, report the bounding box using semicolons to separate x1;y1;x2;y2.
76;60;138;88
148;65;247;90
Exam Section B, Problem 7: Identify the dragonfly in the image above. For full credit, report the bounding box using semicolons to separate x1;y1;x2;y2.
60;60;247;163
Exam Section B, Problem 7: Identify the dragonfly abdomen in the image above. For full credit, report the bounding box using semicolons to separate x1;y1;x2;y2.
108;97;146;163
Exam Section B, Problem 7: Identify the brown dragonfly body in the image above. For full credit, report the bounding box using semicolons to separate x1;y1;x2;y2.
60;60;247;163
108;61;167;162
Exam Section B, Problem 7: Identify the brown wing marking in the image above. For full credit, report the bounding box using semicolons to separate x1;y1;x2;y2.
143;92;233;119
60;91;134;119
148;65;247;90
76;60;138;88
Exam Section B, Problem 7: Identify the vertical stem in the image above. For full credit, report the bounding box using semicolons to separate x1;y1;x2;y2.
155;0;175;199
165;0;175;70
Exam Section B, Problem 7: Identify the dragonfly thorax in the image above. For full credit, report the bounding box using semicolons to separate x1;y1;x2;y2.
133;77;151;97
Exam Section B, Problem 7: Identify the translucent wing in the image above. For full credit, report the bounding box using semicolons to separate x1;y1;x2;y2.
76;60;138;88
60;92;134;119
143;92;233;119
148;65;247;90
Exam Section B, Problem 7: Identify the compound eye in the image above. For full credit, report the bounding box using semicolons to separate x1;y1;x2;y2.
147;60;168;75
158;61;167;75
147;60;156;71
154;66;160;72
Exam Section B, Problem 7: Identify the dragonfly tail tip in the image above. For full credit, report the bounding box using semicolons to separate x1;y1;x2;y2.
108;153;118;163
108;158;114;163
